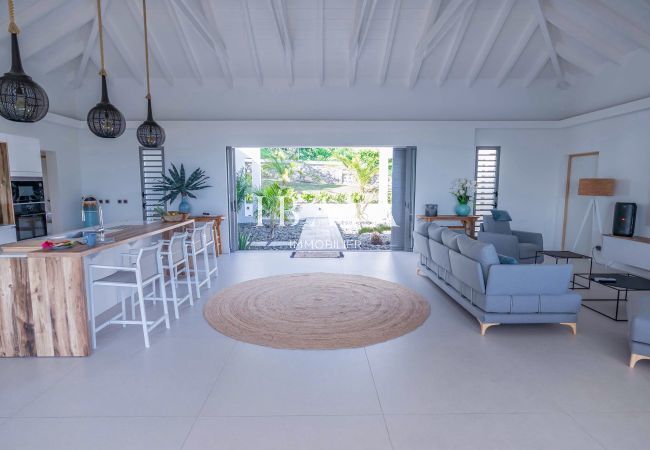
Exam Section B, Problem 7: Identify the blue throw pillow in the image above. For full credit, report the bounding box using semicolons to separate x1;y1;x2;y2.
491;209;512;221
498;254;518;264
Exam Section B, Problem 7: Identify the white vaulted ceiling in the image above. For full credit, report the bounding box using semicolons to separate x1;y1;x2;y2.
1;0;649;121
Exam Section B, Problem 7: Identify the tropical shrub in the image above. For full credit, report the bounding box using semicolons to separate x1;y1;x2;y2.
235;168;252;212
333;193;347;203
254;182;297;237
238;230;252;250
301;192;316;203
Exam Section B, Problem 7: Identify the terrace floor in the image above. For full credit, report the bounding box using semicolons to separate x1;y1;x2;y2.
0;251;648;449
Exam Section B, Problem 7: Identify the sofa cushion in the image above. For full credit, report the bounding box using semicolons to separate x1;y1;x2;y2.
629;297;650;344
457;238;500;282
482;216;512;234
498;254;518;265
414;220;430;236
428;223;444;242
441;229;465;252
429;239;451;270
518;243;540;260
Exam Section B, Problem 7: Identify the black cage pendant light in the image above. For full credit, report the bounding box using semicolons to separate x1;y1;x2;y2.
87;0;125;138
0;0;48;122
136;0;165;148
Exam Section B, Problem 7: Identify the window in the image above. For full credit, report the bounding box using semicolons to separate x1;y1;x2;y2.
139;147;165;221
474;146;500;232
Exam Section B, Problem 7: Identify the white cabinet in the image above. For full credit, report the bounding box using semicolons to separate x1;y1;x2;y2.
6;135;42;177
0;225;17;245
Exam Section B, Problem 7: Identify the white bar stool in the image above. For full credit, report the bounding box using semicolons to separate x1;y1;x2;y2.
185;226;210;298
89;243;170;349
158;231;194;319
201;220;219;278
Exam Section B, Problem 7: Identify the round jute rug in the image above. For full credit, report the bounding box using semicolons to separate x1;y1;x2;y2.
203;273;430;349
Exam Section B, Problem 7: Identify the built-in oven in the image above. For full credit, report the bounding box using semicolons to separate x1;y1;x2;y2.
11;177;47;241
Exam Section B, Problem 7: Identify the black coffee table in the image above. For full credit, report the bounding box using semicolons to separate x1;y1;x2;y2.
574;272;650;321
535;250;593;289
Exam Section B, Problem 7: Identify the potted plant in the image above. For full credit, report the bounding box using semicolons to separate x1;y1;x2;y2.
449;178;476;216
152;163;210;214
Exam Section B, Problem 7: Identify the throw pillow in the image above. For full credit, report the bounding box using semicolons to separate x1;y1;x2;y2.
491;209;512;221
498;254;519;264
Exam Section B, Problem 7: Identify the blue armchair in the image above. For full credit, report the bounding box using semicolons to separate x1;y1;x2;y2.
478;215;543;264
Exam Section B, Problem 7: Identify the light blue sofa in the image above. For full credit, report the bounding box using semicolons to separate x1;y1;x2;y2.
414;221;581;335
628;297;650;368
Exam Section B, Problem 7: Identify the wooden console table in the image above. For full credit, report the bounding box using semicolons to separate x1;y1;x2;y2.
416;215;480;238
190;215;224;255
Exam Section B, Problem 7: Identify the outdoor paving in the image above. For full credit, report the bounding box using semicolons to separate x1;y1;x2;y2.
295;217;346;251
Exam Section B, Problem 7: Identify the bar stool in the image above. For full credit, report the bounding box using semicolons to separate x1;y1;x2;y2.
158;231;194;319
185;226;210;298
201;220;219;278
89;243;170;349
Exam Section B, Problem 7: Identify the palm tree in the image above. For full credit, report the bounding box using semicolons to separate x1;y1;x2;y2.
262;148;295;185
335;150;379;219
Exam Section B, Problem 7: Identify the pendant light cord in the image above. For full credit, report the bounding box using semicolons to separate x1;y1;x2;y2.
96;0;106;76
7;0;20;34
142;0;152;100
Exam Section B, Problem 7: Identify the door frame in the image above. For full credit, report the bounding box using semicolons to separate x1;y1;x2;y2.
561;151;599;249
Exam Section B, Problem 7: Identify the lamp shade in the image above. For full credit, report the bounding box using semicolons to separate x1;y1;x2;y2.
577;178;615;196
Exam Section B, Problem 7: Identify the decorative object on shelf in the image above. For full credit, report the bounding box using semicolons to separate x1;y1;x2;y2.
159;211;189;222
424;204;438;217
86;0;125;138
0;0;48;122
152;163;210;215
450;178;476;217
612;202;636;237
572;178;615;251
136;0;165;148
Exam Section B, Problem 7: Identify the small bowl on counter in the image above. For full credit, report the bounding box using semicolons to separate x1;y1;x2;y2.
162;211;190;222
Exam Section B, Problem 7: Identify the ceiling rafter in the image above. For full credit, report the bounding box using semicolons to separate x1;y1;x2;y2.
103;17;144;85
349;0;378;86
166;0;204;84
570;0;650;51
270;0;294;86
21;2;94;60
495;17;537;87
195;0;234;88
524;53;549;87
241;0;263;87
42;39;84;75
531;0;567;88
544;6;625;65
378;0;402;86
73;0;110;88
407;0;468;88
0;0;69;43
437;0;476;87
126;0;175;86
467;0;515;86
318;0;325;86
555;41;601;75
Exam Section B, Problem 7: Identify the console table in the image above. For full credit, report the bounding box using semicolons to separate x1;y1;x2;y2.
416;215;479;238
190;215;224;255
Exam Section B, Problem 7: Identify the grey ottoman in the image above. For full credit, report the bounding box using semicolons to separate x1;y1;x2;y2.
628;296;650;368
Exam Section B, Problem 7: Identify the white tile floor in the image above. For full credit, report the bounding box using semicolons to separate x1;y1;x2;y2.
1;251;649;449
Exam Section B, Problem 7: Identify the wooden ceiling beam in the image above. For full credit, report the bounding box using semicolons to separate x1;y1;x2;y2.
241;0;263;87
531;0;567;88
193;0;234;88
495;17;537;87
166;0;204;84
437;0;476;87
378;0;402;86
270;0;294;86
126;0;175;86
408;0;468;88
73;0;111;88
467;0;515;86
349;0;378;86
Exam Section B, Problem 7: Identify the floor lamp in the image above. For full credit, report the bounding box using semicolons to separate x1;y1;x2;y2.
572;178;615;251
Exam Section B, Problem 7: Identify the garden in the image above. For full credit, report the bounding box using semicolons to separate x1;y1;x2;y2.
234;147;393;251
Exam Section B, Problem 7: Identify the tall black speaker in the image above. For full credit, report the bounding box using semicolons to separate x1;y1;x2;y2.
612;202;636;237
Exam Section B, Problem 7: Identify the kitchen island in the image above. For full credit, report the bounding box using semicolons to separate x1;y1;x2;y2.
0;220;193;357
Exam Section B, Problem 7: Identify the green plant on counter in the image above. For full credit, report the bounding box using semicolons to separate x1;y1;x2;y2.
238;230;252;250
152;163;211;204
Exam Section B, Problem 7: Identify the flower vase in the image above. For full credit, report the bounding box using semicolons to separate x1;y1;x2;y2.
178;196;191;214
455;202;471;217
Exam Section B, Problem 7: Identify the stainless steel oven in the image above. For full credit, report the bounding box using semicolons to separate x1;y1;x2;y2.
11;177;47;241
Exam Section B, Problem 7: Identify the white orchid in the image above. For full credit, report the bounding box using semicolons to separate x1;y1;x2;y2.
450;178;476;204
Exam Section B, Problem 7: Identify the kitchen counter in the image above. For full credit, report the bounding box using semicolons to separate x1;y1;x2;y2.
0;219;193;357
0;220;194;256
